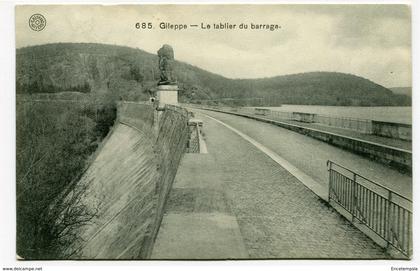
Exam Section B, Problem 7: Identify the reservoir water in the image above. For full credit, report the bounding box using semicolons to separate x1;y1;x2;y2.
258;105;412;124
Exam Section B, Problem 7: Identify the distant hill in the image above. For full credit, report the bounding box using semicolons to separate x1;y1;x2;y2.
16;43;411;106
389;87;411;97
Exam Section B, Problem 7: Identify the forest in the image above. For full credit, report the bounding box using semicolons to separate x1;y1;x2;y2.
16;43;411;106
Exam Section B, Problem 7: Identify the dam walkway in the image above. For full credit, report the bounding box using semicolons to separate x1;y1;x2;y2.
151;110;390;259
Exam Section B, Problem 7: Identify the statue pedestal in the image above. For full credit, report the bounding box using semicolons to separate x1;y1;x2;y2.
155;85;178;130
157;85;178;105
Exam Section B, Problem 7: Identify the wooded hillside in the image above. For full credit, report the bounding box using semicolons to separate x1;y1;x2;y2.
16;43;411;106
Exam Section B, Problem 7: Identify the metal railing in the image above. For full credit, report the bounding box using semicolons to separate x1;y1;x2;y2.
249;108;372;133
315;115;372;134
327;160;412;257
187;104;374;134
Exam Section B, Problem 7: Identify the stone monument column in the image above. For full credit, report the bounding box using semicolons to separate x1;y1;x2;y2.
156;44;178;105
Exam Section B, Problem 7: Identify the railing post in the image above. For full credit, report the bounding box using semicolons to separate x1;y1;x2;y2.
196;122;200;153
327;161;332;203
351;172;357;222
386;190;393;249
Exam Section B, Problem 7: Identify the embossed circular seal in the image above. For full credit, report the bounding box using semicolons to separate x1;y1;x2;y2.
29;14;46;31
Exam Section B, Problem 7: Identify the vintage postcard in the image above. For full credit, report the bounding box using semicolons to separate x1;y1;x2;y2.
15;4;412;261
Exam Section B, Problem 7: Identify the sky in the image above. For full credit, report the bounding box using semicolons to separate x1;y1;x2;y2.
15;4;411;87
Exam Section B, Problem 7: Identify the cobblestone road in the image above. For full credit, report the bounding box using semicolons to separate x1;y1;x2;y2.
154;110;389;259
200;109;412;198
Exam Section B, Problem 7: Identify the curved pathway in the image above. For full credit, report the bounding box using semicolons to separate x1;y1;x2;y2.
152;110;389;259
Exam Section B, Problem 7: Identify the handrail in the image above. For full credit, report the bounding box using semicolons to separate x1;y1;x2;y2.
192;105;411;154
315;113;372;123
188;102;409;125
327;160;412;258
327;160;411;202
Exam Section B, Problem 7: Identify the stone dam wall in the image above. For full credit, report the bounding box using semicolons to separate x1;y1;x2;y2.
69;102;190;259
